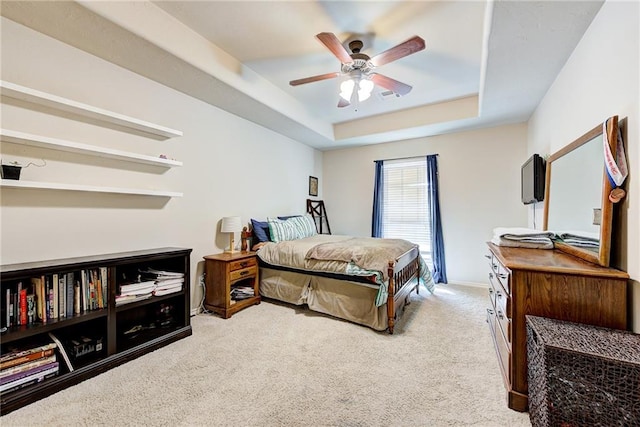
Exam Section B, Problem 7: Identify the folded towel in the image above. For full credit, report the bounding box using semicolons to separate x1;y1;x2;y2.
491;236;554;250
558;231;599;242
560;239;600;249
493;227;556;239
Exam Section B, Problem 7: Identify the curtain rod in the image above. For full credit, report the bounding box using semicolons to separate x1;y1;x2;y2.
372;154;438;163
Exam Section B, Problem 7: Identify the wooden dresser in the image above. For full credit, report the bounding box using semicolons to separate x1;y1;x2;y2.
485;243;628;412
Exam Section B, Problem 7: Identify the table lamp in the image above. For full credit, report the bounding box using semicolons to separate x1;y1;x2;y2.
221;216;242;253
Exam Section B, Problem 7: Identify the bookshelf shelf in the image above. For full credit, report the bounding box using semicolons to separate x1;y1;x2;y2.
0;81;183;139
0;247;192;415
0;129;183;167
1;179;183;198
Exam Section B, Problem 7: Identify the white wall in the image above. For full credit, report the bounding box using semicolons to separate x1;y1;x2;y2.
528;1;639;331
0;18;323;312
323;124;528;285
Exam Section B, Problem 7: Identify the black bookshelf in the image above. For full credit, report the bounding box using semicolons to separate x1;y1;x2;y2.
0;247;192;415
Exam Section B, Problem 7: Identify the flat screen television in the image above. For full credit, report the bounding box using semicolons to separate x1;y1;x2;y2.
521;154;546;204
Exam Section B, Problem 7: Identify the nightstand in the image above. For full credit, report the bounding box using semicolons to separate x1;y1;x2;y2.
203;252;260;318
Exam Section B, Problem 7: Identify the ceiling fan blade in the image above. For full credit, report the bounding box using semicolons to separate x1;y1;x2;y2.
370;36;426;67
316;32;353;64
338;97;350;108
289;72;340;86
370;73;413;96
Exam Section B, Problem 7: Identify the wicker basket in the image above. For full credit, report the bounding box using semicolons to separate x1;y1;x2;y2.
526;315;640;427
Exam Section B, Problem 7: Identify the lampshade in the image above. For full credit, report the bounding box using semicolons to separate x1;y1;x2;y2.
339;78;374;103
221;216;242;233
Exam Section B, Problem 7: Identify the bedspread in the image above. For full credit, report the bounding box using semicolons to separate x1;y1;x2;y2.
257;235;434;306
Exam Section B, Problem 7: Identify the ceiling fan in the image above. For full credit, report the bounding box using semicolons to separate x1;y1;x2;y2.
289;32;426;108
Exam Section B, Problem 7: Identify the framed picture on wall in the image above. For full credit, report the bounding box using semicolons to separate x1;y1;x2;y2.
309;176;318;197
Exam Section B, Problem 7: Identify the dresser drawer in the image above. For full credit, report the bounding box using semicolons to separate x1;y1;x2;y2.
487;308;511;386
230;266;257;283
490;255;510;293
229;257;257;271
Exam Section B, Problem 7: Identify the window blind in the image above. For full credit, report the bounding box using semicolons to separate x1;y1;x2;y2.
381;157;432;267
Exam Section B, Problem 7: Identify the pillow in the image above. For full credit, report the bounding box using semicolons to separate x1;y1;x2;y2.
277;215;301;220
267;215;317;242
250;219;271;243
267;217;300;243
289;214;317;238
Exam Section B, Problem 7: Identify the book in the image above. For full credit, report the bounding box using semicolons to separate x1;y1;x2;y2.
74;280;81;315
153;286;182;297
0;343;57;370
52;273;59;319
0;355;56;380
15;282;22;326
19;288;27;325
26;294;35;324
58;274;66;319
32;276;45;324
0;370;58;395
0;364;59;393
48;333;74;373
115;293;152;306
66;272;75;318
0;361;59;386
100;267;108;307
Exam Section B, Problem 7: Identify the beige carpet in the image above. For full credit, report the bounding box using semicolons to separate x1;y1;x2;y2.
2;284;531;426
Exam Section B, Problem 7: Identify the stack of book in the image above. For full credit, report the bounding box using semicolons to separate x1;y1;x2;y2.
0;342;59;394
115;280;155;306
141;268;184;297
230;286;254;301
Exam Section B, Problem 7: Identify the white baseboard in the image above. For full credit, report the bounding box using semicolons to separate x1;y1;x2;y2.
444;280;488;289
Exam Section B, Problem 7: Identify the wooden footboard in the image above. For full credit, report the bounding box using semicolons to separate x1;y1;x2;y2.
386;246;421;334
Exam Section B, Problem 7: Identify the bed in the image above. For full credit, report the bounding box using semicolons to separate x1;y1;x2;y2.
253;228;434;333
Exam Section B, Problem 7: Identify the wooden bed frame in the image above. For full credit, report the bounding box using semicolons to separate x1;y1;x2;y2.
385;245;421;333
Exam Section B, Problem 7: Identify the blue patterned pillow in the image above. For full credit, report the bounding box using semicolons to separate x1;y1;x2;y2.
251;219;271;243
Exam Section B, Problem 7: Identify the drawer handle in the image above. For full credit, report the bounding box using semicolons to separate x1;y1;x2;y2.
240;262;248;267
488;288;494;295
499;274;508;280
484;254;491;259
485;308;494;323
239;270;249;276
496;290;502;298
489;272;494;279
497;310;504;320
492;263;497;269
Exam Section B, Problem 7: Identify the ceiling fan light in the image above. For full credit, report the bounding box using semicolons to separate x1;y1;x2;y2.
339;79;355;101
358;90;372;102
359;79;374;94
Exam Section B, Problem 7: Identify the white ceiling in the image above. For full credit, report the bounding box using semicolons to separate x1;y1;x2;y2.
1;1;604;150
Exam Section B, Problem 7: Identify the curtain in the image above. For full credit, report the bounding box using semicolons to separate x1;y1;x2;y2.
427;155;447;283
371;160;384;237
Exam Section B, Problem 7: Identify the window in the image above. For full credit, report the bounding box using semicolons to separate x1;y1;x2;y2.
381;157;432;268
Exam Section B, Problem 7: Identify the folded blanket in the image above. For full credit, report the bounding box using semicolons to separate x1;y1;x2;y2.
493;227;556;239
491;227;555;249
490;236;554;250
556;230;600;248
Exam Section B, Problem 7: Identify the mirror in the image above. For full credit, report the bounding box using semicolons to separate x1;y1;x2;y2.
543;116;621;266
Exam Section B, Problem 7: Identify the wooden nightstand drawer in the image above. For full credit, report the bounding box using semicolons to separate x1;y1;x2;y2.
230;266;257;283
229;257;257;271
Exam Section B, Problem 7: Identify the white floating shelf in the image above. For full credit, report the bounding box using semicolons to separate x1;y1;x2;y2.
0;81;183;139
1;180;183;198
0;129;182;167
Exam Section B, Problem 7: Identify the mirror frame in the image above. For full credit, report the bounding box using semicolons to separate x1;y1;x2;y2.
543;116;620;267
